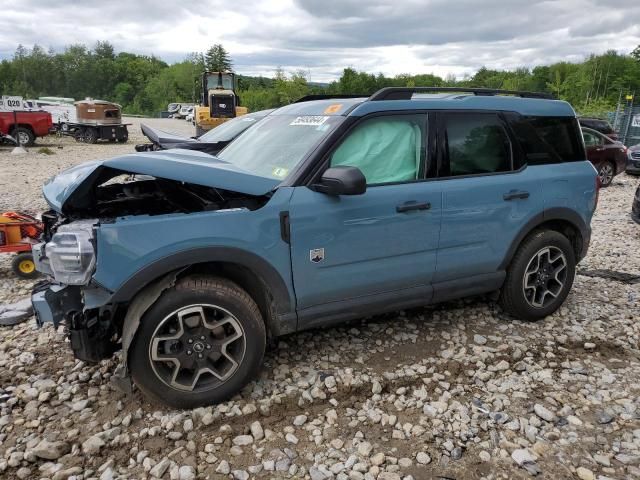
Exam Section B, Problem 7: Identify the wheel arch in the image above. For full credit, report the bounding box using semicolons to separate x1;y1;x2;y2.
499;208;590;270
111;247;295;336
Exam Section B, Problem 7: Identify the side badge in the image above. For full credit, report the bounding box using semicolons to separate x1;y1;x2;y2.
310;248;325;263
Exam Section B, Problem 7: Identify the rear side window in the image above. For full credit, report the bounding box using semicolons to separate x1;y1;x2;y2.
510;116;584;164
442;113;512;176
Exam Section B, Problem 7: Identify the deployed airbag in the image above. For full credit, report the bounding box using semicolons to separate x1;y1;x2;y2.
331;118;421;184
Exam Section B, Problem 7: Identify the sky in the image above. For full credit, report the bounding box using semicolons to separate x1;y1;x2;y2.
0;0;639;82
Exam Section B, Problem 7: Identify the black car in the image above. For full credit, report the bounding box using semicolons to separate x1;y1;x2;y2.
135;109;274;155
578;117;618;141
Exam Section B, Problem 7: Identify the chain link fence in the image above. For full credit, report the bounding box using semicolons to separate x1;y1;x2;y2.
613;97;640;147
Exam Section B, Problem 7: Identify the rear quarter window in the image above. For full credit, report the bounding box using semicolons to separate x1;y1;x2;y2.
509;116;585;165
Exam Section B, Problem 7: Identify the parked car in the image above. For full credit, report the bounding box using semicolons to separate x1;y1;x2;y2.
167;103;181;116
578;117;618;141
0;110;52;146
627;144;640;175
174;104;194;119
135;109;274;155
632;184;640;224
31;87;598;407
582;127;627;186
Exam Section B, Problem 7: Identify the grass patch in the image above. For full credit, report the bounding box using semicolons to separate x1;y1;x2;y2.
37;147;55;155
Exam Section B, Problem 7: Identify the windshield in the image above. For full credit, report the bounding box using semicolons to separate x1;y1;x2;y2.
199;110;273;143
206;73;234;91
218;114;343;180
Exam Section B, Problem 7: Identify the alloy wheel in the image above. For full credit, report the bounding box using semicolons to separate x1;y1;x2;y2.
598;163;614;186
522;246;568;308
149;304;246;392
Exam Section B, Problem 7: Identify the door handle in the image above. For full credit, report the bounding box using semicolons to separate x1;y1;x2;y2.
503;190;530;201
396;201;431;213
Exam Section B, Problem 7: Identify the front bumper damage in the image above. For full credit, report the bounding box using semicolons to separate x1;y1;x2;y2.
31;278;118;363
31;281;78;327
31;264;183;392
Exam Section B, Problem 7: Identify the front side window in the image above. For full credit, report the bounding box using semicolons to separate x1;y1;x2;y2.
330;115;426;184
443;113;512;176
582;130;602;147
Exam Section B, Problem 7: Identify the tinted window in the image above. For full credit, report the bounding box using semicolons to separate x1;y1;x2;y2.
330;115;426;184
510;116;584;164
443;113;512;176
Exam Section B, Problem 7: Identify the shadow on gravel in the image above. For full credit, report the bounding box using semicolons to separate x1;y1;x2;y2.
578;269;640;284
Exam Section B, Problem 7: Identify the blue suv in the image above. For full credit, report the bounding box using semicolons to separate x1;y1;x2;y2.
31;87;598;407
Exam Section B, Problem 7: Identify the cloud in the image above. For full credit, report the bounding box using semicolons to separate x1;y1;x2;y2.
0;0;638;82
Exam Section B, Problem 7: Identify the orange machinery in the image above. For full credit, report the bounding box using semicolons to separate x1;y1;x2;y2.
0;212;42;278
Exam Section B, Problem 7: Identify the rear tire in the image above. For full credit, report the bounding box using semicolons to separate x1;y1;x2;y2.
499;230;575;321
84;127;98;144
13;127;35;147
597;161;615;187
129;276;266;408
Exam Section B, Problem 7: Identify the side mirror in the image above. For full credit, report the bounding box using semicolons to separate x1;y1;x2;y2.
314;166;366;196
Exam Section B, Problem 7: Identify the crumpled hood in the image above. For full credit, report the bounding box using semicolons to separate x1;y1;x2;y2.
43;149;279;213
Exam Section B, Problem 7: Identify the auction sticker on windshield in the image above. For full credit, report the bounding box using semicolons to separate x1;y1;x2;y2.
290;116;329;126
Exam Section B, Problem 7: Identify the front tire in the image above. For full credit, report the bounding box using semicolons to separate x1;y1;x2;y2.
129;276;266;408
499;230;575;321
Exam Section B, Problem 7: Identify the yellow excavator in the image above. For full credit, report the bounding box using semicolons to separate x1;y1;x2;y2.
194;71;248;136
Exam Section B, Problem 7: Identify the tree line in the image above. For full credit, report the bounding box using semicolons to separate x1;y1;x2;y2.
1;42;639;118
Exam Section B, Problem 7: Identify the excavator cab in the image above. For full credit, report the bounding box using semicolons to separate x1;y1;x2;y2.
194;71;248;136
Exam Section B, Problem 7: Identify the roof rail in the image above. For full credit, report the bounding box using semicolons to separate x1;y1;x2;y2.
294;94;368;103
368;87;555;101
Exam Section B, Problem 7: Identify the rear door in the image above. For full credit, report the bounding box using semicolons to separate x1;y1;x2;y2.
433;111;543;287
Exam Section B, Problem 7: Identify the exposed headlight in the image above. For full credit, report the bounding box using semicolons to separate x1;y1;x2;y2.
46;221;96;285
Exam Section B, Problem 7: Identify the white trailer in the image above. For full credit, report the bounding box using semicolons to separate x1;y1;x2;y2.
24;99;77;131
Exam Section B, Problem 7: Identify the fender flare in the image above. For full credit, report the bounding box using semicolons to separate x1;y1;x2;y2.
110;246;293;315
499;207;590;270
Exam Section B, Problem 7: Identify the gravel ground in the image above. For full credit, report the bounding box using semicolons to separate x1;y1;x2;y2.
1;122;639;480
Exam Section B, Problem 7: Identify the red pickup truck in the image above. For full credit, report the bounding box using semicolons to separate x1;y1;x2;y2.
0;110;53;146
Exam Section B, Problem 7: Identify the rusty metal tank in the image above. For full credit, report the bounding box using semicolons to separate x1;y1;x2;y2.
75;99;122;125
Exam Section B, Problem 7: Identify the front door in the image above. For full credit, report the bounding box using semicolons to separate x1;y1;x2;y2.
288;114;442;327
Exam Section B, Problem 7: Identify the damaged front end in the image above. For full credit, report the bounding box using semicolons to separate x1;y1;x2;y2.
31;150;277;364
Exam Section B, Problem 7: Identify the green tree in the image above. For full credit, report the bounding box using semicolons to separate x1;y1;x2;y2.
205;44;233;72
